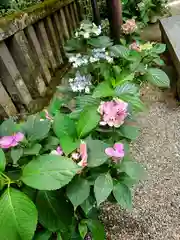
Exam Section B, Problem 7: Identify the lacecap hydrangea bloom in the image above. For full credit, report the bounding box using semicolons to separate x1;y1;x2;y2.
69;71;92;93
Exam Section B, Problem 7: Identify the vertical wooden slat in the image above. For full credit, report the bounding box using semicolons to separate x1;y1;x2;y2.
73;1;79;26
25;25;51;85
59;8;70;40
69;3;77;29
64;6;74;36
0;82;17;116
35;20;57;72
46;16;63;65
0;41;32;108
8;31;46;97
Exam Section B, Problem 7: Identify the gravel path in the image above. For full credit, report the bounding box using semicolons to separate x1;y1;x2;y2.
101;88;180;240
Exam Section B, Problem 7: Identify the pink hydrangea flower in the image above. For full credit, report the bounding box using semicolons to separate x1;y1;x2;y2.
105;143;124;162
98;99;128;128
0;132;24;149
51;146;63;155
129;41;141;52
122;19;137;35
78;141;88;168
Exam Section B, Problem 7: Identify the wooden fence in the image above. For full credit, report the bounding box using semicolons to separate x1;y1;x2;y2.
0;0;81;119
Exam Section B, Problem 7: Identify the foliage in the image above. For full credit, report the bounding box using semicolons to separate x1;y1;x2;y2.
0;20;170;239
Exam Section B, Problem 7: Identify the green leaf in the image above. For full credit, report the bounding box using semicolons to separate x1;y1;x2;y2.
118;94;145;112
94;172;113;206
87;139;109;167
81;196;95;215
0;187;38;240
92;81;114;98
109;45;130;58
36;191;73;232
24;144;42;156
76;95;100;109
120;161;146;180
86;219;105;240
34;230;52;240
43;136;60;152
115;83;138;96
113;183;132;209
57;232;63;240
21;155;79;190
152;43;166;54
118;124;140;140
65;38;83;51
145;68;170;88
77;106;100;138
0;119;17;136
67;177;90;208
78;221;88;239
10;148;23;165
23;116;51;141
153;57;165;66
88;36;113;48
0;149;6;172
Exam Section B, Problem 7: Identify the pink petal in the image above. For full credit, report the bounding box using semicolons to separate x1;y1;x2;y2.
56;146;63;155
114;143;124;158
78;159;88;167
105;147;116;157
14;132;24;142
80;141;88;162
0;136;14;149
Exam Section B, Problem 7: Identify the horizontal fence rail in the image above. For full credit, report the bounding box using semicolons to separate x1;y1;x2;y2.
0;0;81;119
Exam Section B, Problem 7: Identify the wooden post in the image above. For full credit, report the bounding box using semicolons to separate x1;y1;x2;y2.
106;0;123;43
91;0;101;26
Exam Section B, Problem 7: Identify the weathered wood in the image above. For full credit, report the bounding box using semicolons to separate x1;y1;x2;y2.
0;0;74;41
64;6;74;36
0;41;32;107
59;8;70;40
69;3;77;29
73;1;79;26
8;30;46;97
35;20;57;71
46;16;63;64
0;82;17;116
25;25;51;85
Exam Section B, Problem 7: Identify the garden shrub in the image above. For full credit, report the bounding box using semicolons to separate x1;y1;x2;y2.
0;20;170;239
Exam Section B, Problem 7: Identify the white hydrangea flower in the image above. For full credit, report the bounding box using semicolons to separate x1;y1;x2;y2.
85;86;90;93
69;71;92;93
106;56;113;63
84;32;90;39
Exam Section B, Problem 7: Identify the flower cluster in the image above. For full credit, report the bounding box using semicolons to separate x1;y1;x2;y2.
0;132;24;149
129;41;141;52
122;19;137;35
98;99;128;128
90;48;113;63
75;22;101;39
68;54;89;68
71;141;88;168
69;71;92;93
105;143;125;163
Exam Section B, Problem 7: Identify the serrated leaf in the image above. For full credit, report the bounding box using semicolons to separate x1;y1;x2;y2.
24;144;42;156
36;191;73;232
11;148;23;165
77;106;100;138
119;94;145;112
67;177;90;208
76;95;100;109
0;149;6;172
113;183;132;209
23;116;51;141
152;43;166;54
145;68;170;88
0;187;38;240
94;173;113;206
86;219;105;240
87;139;109;167
109;45;130;58
92;81;114;98
87;36;113;48
21;155;79;190
78;221;88;238
118;124;140;140
33;230;52;240
120;161;146;180
115;83;138;96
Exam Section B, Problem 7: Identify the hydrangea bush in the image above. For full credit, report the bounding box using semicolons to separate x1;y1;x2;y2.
0;20;170;240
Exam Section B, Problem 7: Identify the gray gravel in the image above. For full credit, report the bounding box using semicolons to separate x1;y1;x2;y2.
101;91;180;240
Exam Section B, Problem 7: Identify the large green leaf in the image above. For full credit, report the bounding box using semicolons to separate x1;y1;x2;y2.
87;36;113;48
151;43;166;54
145;68;170;88
11;148;23;165
36;191;73;232
109;45;130;58
0;118;17;136
67;177;90;208
120;161;146;180
86;219;105;240
119;94;145;112
76;95;100;109
33;230;52;240
24;144;42;156
23;116;51;141
21;155;79;190
92;81;114;98
0;149;6;171
94;172;113;206
77;106;100;138
78;221;88;239
118;124;140;140
87;139;109;167
0;187;37;240
115;83;138;96
113;183;132;209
